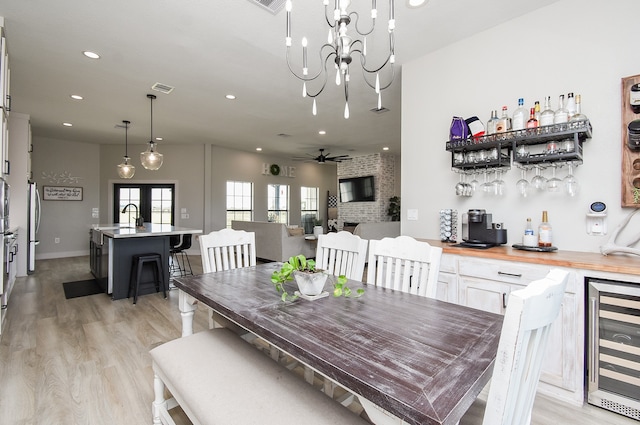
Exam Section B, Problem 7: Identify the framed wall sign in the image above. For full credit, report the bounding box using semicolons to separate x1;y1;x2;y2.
43;186;83;201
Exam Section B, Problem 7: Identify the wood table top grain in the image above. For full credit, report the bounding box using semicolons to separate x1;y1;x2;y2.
173;263;503;425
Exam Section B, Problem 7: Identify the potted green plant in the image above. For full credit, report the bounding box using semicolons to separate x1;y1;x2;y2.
388;196;400;221
313;217;323;237
270;255;364;302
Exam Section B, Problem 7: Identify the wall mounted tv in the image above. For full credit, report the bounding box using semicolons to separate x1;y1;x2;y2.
339;175;375;203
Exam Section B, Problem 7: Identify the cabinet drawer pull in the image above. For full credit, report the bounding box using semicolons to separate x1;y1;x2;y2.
498;271;522;278
502;293;507;309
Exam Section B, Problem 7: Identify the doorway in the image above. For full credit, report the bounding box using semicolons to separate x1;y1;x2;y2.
114;183;175;225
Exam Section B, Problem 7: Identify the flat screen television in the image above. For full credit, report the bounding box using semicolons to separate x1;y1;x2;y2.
339;175;375;202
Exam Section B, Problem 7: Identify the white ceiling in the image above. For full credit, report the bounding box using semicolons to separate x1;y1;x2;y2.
1;0;558;160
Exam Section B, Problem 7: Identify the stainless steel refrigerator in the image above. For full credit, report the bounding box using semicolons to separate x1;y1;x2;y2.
27;181;40;274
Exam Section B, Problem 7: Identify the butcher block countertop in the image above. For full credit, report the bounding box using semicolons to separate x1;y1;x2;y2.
420;239;640;277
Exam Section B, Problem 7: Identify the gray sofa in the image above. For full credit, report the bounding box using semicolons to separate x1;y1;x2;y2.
231;221;315;262
353;222;401;241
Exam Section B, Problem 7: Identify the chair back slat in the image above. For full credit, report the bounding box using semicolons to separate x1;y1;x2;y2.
315;232;368;281
482;268;569;425
366;236;443;299
199;229;257;274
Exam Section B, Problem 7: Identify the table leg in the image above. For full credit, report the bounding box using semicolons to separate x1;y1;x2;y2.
178;290;198;337
358;397;407;425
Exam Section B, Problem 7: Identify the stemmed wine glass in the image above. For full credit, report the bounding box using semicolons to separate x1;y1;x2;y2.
455;173;465;196
493;169;506;196
515;168;530;197
469;170;479;195
531;166;547;191
481;169;493;195
546;163;562;193
563;162;579;197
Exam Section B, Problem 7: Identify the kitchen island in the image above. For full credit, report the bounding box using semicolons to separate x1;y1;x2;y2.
90;223;202;300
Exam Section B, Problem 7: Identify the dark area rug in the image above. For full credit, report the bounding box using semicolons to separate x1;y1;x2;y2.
62;279;104;299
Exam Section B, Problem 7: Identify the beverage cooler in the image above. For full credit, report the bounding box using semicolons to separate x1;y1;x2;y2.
587;278;640;420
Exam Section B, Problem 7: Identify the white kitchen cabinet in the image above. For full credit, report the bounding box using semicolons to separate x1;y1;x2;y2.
435;253;458;303
441;253;583;405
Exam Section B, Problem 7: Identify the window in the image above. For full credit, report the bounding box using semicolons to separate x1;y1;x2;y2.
114;183;175;225
301;186;319;234
226;181;253;228
268;184;289;224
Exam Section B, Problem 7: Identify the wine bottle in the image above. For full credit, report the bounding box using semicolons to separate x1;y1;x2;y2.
525;218;534;235
526;107;539;128
512;98;527;131
553;94;568;124
539;96;554;127
538;211;553;247
569;94;587;122
486;110;499;135
566;92;576;119
534;100;541;122
496;106;511;133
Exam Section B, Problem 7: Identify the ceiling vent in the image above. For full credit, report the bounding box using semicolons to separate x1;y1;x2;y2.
247;0;286;14
370;106;390;114
151;82;175;94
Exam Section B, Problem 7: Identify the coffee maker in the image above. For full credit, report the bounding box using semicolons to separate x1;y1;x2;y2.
460;209;507;248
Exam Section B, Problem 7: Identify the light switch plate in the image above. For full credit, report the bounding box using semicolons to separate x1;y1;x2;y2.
407;209;418;220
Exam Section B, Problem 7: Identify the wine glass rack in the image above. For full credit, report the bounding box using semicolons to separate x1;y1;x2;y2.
446;119;592;170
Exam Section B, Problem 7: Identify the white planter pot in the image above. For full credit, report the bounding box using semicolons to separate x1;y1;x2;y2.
313;226;323;237
293;271;328;296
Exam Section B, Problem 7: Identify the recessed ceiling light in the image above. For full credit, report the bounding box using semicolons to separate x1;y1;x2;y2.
63;122;73;127
155;137;163;141
256;147;263;152
83;51;100;59
383;146;390;151
318;130;326;135
225;94;236;100
407;0;428;7
70;94;83;100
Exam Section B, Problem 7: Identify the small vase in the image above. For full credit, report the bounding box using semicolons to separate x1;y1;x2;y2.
293;270;328;296
313;226;323;237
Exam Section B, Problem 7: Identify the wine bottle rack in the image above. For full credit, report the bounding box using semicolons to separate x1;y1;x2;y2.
445;120;592;171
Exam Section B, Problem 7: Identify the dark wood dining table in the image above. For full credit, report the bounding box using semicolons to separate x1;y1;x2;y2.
173;263;503;425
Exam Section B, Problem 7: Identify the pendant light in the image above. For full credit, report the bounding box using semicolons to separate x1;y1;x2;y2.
141;94;163;170
117;120;135;179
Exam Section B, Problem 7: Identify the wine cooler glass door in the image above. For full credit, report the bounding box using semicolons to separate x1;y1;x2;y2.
587;278;640;421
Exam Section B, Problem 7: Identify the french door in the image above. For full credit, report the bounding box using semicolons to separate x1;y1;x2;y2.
114;183;175;225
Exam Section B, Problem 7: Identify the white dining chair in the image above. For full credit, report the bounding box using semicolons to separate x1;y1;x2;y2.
199;228;256;273
315;231;368;281
459;268;569;425
366;235;443;299
291;231;368;394
198;228;256;329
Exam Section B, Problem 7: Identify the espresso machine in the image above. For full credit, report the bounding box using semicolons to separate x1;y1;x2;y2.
460;209;507;248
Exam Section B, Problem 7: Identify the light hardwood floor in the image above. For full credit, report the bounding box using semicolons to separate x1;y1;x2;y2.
0;256;637;425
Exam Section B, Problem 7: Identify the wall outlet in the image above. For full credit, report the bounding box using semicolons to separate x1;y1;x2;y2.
54;237;60;244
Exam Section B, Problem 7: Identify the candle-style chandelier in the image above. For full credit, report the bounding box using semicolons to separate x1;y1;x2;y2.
285;0;396;119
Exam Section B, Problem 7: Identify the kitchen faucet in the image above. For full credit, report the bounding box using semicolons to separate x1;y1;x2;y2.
122;203;144;227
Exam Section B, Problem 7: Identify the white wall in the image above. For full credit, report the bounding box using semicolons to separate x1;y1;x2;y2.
32;137;101;258
30;138;338;259
401;0;640;253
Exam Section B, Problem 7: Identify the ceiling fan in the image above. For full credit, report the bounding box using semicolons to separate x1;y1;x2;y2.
294;149;352;164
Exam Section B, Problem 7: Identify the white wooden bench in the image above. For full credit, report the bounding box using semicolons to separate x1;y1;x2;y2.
150;328;369;425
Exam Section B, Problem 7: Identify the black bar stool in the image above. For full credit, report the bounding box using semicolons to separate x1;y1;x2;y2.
129;253;166;304
170;234;193;278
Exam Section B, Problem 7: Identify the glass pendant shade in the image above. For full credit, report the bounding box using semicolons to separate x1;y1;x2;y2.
118;156;135;179
117;120;135;178
141;141;163;171
141;93;163;170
